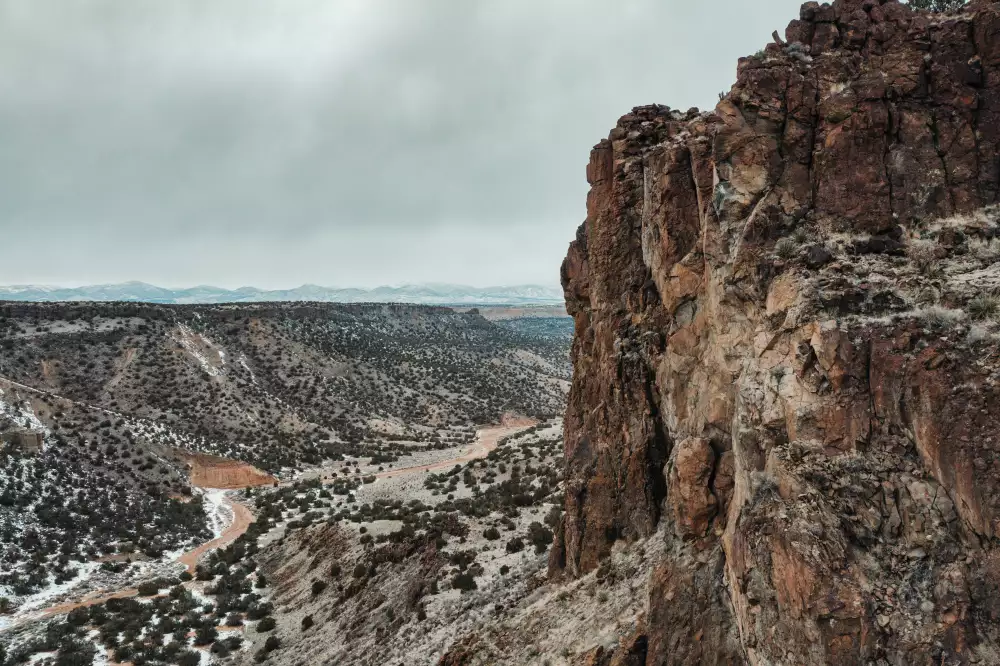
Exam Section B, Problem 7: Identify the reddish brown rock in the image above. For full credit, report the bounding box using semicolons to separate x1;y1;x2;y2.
668;438;717;539
555;1;1000;663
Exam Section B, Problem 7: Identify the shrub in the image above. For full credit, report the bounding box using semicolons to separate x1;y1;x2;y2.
968;294;1000;321
968;324;995;344
246;602;273;620
136;580;161;597
264;636;280;653
505;538;524;554
311;580;328;597
177;652;201;666
256;617;277;633
66;606;90;627
193;625;218;647
55;637;96;666
918;305;965;328
908;238;941;275
527;522;554;554
451;573;477;592
483;527;501;541
774;237;799;259
301;615;314;631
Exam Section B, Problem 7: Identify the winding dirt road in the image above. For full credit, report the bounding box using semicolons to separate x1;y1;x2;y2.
35;492;256;621
375;419;535;479
13;419;537;625
306;417;537;485
178;497;255;572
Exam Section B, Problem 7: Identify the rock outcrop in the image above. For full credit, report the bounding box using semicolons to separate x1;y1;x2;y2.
555;0;1000;663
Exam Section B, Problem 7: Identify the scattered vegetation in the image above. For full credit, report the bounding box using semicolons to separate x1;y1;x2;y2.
774;237;799;260
967;294;1000;321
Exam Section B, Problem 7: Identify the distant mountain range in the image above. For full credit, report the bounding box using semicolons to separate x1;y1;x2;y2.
0;282;565;306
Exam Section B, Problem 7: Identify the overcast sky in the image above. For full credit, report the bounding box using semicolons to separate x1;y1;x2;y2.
0;0;803;289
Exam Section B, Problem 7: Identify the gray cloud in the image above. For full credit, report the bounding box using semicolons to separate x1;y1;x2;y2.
0;0;803;288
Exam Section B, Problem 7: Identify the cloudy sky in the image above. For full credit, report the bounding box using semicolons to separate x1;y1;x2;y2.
0;0;803;289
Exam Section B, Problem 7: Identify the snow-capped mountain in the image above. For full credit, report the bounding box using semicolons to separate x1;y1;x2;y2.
0;281;565;305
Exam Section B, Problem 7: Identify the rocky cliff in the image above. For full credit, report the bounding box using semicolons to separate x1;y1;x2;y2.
555;0;1000;663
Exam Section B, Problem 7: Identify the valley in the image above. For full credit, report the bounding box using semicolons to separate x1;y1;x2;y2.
0;302;572;665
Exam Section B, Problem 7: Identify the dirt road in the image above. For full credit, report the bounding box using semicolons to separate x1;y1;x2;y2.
16;419;536;625
375;419;535;480
178;498;254;572
301;417;538;486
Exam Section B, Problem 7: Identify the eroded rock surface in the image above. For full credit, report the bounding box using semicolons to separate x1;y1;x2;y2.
554;0;1000;663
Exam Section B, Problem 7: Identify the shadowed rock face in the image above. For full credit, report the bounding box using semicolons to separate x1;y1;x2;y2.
555;0;1000;663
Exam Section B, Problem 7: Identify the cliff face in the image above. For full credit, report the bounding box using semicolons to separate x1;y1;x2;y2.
555;0;1000;663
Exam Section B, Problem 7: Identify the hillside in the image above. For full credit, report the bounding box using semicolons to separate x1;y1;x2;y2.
0;301;570;661
0;302;570;472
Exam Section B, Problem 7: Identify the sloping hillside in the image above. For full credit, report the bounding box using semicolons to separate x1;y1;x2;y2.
0;302;570;472
0;301;570;659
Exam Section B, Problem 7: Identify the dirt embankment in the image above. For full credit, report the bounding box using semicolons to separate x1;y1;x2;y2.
182;452;276;489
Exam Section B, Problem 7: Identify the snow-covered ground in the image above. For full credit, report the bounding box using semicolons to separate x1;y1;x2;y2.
201;488;236;540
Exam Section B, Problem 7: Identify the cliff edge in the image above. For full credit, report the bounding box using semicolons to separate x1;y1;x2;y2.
556;0;1000;663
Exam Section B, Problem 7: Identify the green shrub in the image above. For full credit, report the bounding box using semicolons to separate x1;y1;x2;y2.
177;651;201;666
528;522;554;554
193;625;218;647
66;606;90;627
451;573;477;592
773;237;799;259
968;294;1000;321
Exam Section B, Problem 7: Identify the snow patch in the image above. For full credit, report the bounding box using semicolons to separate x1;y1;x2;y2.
171;324;225;377
199;488;235;540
